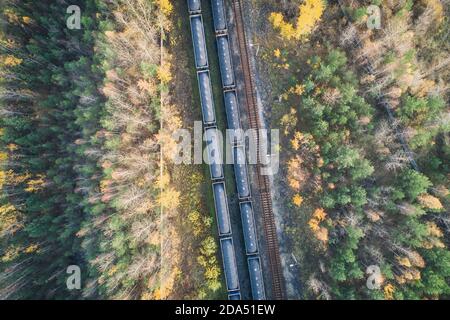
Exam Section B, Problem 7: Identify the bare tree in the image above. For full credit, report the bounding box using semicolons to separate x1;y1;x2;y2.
307;275;331;300
385;150;410;171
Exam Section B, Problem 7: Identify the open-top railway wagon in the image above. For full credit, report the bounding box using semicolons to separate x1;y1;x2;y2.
216;34;235;89
220;237;241;293
211;0;227;34
239;201;259;255
190;14;209;69
197;70;216;126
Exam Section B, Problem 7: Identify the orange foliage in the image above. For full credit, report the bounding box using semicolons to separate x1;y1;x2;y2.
417;194;443;211
313;208;327;222
1;55;22;66
308;208;328;243
315;227;328;242
427;222;443;238
383;284;395;300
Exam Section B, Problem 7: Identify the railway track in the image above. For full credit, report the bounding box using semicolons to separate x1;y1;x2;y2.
231;0;285;300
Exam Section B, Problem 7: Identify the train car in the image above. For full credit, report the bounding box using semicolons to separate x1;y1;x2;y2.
220;237;240;292
228;292;241;300
211;0;227;33
190;15;208;69
232;145;251;199
239;201;259;255
224;90;242;144
248;256;266;300
197;70;216;126
205;127;224;180
187;0;201;13
216;35;235;88
212;182;232;236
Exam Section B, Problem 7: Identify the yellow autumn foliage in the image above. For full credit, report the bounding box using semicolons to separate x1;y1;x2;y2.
3;9;20;24
417;194;443;211
383;284;395;300
108;265;119;277
308;218;319;232
422;238;445;249
0;203;20;236
288;178;301;191
22;16;32;24
24;244;39;254
313;208;327;222
0;203;15;214
3;170;29;186
269;0;325;41
274;48;281;58
293;84;305;96
294;131;304;141
1;246;20;263
188;210;203;237
160;0;173;16
308;208;328;243
280;108;297;135
287;156;303;191
152;288;162;300
156;172;171;189
158;187;180;210
2;55;22;66
25;174;46;193
157;62;172;84
397;256;412;268
0;171;5;190
7;143;18;151
292;194;303;207
290;131;304;151
427;222;443;238
204;265;221;281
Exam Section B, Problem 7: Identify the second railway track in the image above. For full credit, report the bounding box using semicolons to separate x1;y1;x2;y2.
231;0;286;300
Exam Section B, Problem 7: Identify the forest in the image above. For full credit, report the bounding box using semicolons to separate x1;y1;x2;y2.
256;0;450;299
0;0;223;300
